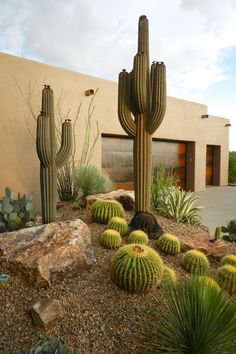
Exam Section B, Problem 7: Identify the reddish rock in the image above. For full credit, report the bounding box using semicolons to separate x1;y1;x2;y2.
0;219;96;288
179;232;230;259
30;299;64;328
86;189;135;211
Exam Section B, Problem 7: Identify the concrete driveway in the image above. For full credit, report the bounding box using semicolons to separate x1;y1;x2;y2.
195;186;236;234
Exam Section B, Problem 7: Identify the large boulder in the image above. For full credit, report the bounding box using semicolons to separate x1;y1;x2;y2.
86;189;135;211
0;219;96;288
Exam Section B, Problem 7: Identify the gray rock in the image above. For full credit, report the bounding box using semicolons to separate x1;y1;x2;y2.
29;299;64;328
0;219;96;288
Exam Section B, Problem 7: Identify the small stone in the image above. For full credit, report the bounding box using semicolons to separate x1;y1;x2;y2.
29;299;65;328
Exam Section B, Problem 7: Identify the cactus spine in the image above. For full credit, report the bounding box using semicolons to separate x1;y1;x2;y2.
118;16;166;212
36;85;72;223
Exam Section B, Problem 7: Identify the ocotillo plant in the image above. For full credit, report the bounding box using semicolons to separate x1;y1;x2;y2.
36;85;72;223
118;15;166;212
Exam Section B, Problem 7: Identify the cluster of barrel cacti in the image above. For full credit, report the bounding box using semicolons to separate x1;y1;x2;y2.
182;250;209;275
112;244;163;293
128;230;149;245
157;233;180;255
91;199;125;223
100;229;122;249
0;187;35;232
108;216;128;235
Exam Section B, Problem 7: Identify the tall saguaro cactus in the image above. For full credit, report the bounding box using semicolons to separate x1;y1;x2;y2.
118;15;166;212
36;85;72;223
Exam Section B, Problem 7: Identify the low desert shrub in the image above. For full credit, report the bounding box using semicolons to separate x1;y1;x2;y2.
139;277;236;353
29;337;71;353
111;244;163;293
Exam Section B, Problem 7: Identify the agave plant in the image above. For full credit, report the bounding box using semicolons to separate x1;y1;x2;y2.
156;187;204;226
139;277;236;353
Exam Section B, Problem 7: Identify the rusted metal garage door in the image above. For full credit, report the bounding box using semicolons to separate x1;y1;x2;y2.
102;136;186;190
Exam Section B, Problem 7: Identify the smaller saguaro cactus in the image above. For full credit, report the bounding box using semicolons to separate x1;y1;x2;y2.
91;200;125;224
161;266;177;287
214;226;222;240
107;217;128;235
217;265;236;294
221;254;236;267
157;233;180;255
36;85;72;224
100;229;122;249
111;244;163;293
182;250;209;275
128;230;149;245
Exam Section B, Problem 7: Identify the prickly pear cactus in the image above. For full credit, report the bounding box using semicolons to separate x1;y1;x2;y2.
161;266;177;287
29;337;72;354
0;188;35;233
157;233;180;255
217;265;236;294
222;219;236;241
221;254;236;267
182;250;209;275
100;229;122;249
91;200;125;224
108;217;128;235
128;230;149;245
112;244;163;293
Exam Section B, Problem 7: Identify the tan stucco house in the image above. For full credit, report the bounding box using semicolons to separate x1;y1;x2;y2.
0;52;230;210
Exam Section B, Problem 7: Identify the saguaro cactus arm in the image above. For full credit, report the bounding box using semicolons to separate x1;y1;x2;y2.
36;112;51;167
56;119;73;168
118;70;136;137
148;61;166;134
133;53;147;113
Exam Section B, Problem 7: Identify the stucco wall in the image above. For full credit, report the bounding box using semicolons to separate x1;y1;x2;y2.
0;52;229;211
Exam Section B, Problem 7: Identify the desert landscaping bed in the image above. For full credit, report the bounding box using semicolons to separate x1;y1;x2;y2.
0;205;235;354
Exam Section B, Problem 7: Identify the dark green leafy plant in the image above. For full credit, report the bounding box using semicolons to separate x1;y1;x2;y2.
156;187;203;226
222;219;236;242
139;277;236;353
29;337;72;354
0;187;35;233
229;151;236;184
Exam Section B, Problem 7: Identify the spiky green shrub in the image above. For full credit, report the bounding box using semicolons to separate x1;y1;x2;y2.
100;229;122;249
112;244;163;293
128;230;149;245
156;187;203;226
182;250;209;275
0;187;35;233
161;266;177;287
151;165;179;210
217;265;236;295
29;337;72;353
221;254;236;267
157;233;180;255
139;277;236;353
73;165;113;207
91;199;124;224
107;216;128;235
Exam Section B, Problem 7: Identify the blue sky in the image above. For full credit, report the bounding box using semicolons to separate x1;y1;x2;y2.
1;0;236;150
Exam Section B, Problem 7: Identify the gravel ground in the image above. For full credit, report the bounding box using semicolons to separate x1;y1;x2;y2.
0;205;235;354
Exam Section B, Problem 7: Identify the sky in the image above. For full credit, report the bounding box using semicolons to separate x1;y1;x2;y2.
1;0;236;150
